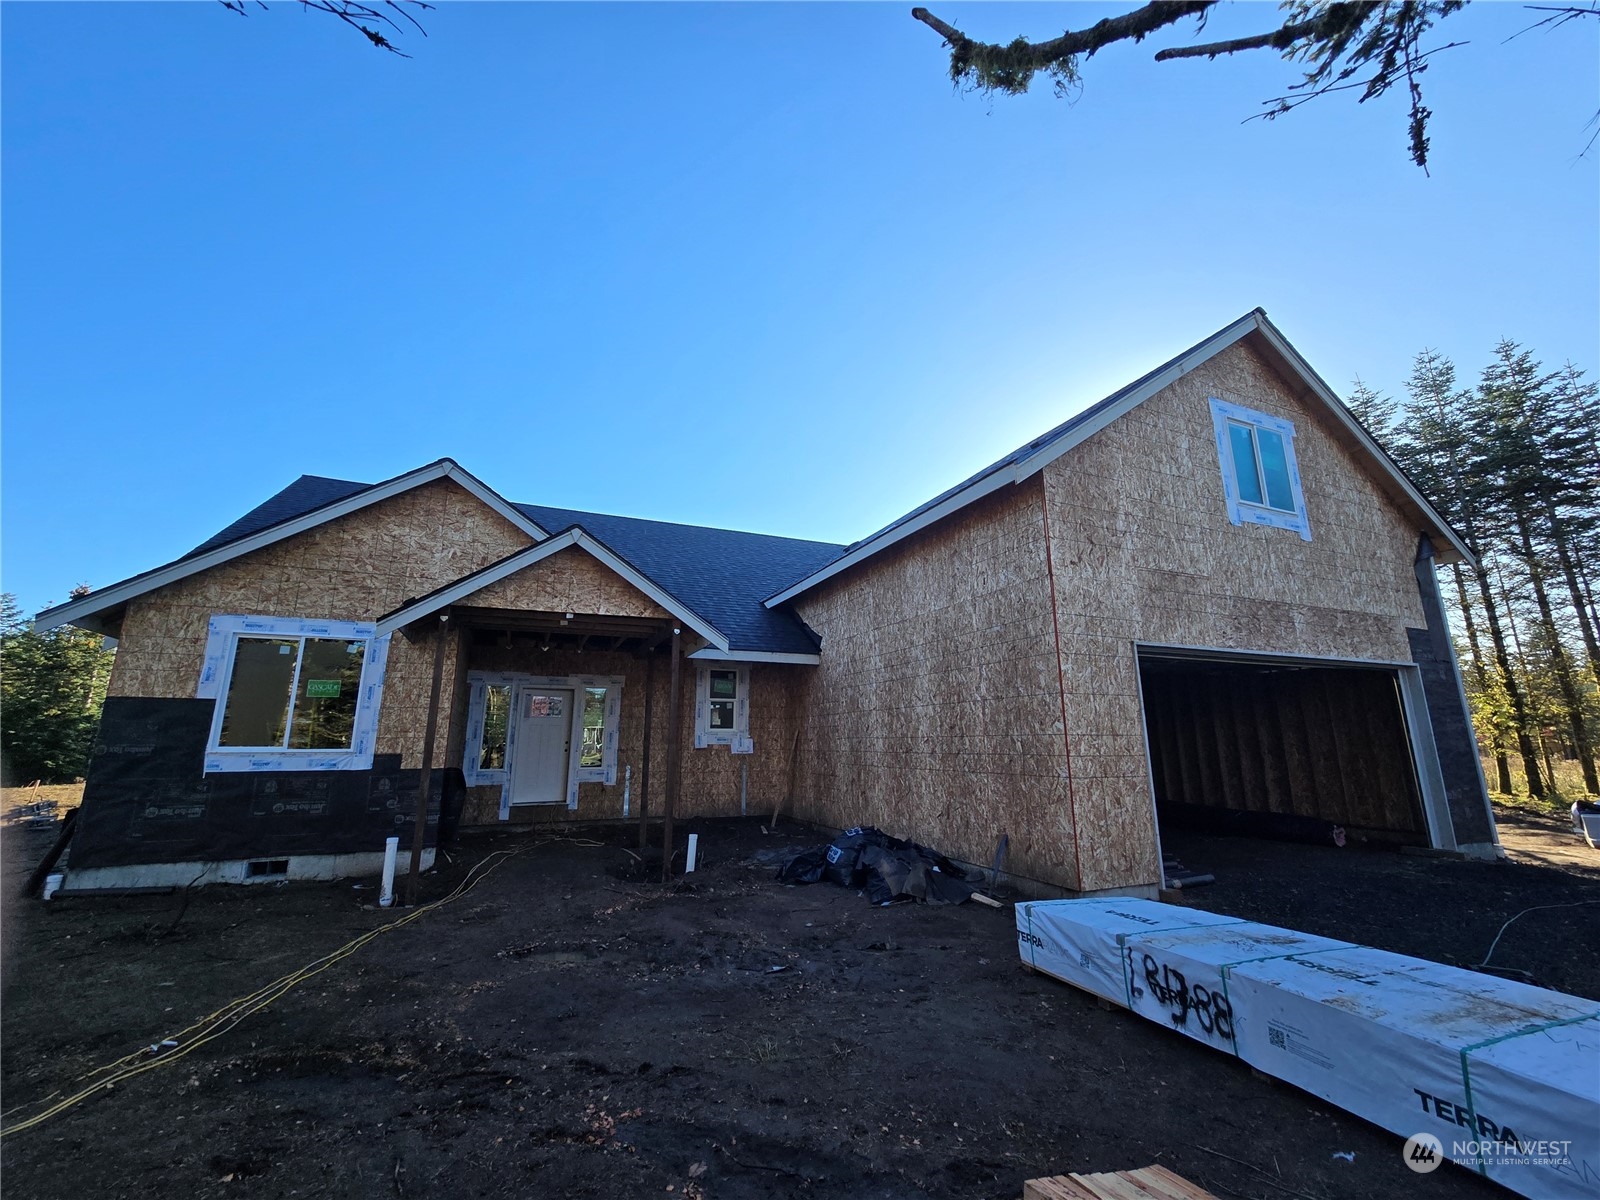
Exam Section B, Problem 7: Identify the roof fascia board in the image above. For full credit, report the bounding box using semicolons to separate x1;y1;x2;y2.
375;528;731;651
766;308;1474;609
688;648;821;665
443;463;550;541
377;532;579;635
1249;317;1477;568
37;460;447;632
766;313;1266;609
1005;310;1263;483
34;459;551;635
763;467;1017;608
571;530;729;650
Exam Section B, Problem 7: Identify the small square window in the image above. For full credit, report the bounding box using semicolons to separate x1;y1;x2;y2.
695;665;750;748
1209;398;1312;541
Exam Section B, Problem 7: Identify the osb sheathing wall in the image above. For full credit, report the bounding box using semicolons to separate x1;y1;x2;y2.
1042;336;1431;893
106;479;535;766
459;546;671;620
457;644;805;826
375;624;467;768
791;482;1075;889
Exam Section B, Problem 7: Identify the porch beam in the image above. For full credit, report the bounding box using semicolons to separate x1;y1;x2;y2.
407;611;450;906
454;607;671;639
661;626;683;883
638;649;655;848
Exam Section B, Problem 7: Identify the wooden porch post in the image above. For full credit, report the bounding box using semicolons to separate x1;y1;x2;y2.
660;626;682;883
407;611;450;906
638;649;655;849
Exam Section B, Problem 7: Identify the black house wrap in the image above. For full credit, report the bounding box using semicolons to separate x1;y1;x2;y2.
70;697;464;871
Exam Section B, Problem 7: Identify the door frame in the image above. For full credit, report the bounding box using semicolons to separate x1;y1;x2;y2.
463;670;626;820
507;683;578;809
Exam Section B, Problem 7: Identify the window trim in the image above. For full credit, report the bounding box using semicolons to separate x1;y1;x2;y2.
1208;397;1312;541
197;615;389;773
695;664;752;752
462;671;624;820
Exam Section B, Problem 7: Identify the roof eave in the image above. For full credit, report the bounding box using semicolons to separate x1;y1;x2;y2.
765;308;1477;607
766;310;1266;608
375;526;731;651
34;459;551;634
688;648;822;665
1248;315;1478;569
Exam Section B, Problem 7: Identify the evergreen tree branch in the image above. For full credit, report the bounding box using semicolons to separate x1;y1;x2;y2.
1154;14;1352;61
911;1;1471;168
910;2;1215;94
219;0;431;55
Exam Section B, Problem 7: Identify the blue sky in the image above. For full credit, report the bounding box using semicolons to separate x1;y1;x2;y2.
4;1;1596;616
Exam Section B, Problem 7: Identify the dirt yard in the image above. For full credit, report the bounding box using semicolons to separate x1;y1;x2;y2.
3;813;1596;1200
0;782;83;822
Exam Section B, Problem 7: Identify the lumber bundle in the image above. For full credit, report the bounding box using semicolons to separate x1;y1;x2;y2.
1023;1164;1217;1199
1016;899;1600;1200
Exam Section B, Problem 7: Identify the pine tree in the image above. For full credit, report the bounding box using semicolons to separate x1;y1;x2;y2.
0;590;116;785
1345;378;1401;444
1470;342;1598;795
1399;349;1534;795
1542;362;1600;691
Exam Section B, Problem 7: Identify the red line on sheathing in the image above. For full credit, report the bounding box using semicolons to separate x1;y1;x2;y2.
1039;486;1085;892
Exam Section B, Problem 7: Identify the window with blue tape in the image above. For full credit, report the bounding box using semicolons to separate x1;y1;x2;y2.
1209;398;1312;541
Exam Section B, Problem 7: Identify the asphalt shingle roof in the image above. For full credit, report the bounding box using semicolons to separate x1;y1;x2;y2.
513;505;842;654
185;477;843;654
186;476;373;558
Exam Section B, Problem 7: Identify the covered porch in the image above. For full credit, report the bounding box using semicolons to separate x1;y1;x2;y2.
373;531;813;866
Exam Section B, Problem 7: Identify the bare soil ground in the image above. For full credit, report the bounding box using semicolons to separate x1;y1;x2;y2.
3;812;1596;1200
0;782;83;821
1491;800;1600;877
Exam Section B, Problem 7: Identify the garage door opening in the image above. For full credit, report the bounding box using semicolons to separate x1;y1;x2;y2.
1138;652;1429;847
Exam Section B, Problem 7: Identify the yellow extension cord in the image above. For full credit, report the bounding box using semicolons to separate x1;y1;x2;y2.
2;838;602;1138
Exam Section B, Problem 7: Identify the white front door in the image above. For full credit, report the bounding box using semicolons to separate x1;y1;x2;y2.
508;687;573;805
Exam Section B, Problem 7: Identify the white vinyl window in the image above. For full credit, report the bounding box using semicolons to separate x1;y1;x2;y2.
1208;398;1312;541
695;665;752;752
197;615;389;772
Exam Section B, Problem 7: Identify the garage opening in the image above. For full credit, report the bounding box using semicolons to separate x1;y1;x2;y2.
1138;652;1429;846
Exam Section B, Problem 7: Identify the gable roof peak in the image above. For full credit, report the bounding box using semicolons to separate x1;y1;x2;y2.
764;309;1472;608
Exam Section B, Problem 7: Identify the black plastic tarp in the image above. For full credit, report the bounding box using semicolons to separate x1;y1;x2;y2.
777;826;978;905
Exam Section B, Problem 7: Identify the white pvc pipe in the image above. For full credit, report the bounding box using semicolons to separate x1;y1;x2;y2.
379;836;399;907
622;764;632;818
686;833;699;873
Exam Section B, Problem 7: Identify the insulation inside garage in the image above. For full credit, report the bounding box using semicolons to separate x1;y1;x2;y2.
1139;654;1427;843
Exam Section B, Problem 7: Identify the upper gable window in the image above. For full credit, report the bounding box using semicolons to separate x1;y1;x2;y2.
1208;398;1312;541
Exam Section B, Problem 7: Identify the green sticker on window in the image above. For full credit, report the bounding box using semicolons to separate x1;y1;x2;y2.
305;679;342;698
